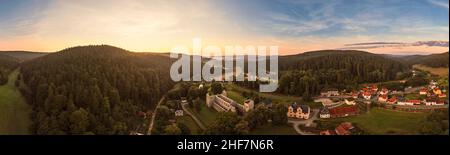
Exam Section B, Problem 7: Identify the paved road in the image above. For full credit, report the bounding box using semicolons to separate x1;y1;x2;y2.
288;109;320;135
181;103;206;130
147;95;166;135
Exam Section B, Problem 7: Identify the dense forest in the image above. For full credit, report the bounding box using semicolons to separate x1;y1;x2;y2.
19;45;174;135
394;52;449;68
275;50;409;99
0;53;19;85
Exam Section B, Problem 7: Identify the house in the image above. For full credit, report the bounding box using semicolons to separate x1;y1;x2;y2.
362;92;372;100
424;99;437;106
319;107;330;118
387;96;397;104
344;98;356;105
380;88;389;95
181;97;188;103
370;84;378;92
320;89;339;97
329;105;359;118
175;102;184;117
320;130;336;135
439;93;447;98
378;95;388;102
436;100;445;105
420;88;428;95
138;111;147;119
243;99;255;112
335;122;354;135
351;91;359;99
287;103;311;119
398;100;420;105
409;100;422;105
433;87;442;95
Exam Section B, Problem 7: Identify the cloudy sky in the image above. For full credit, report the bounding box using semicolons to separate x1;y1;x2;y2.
0;0;448;55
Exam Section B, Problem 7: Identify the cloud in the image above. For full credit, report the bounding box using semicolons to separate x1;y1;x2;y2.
428;0;449;9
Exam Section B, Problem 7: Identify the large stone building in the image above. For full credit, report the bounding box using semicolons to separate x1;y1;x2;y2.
206;91;254;113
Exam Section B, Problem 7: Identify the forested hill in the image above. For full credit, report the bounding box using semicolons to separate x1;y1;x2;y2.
19;45;174;135
0;51;47;62
394;52;449;68
0;53;19;85
276;50;409;99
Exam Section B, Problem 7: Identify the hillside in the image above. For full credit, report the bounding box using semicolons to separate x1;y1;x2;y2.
0;53;20;85
0;51;47;62
19;45;174;135
275;50;409;98
400;52;449;68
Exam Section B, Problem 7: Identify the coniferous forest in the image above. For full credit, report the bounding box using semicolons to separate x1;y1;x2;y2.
19;45;174;135
276;50;409;99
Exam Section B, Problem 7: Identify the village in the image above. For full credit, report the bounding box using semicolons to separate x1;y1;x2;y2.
147;68;449;135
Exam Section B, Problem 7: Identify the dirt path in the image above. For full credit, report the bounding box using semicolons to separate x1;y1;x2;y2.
147;95;166;135
181;103;206;130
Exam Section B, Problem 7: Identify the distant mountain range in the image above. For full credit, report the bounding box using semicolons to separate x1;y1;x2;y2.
0;51;47;62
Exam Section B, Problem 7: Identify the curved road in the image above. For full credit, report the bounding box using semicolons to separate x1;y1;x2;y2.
288;109;320;135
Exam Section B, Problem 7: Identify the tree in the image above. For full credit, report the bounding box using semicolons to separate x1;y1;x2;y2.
204;112;241;135
211;82;224;95
271;104;288;126
177;123;192;135
164;124;182;135
234;120;250;135
69;108;90;134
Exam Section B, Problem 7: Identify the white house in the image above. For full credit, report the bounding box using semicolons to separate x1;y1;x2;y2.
320;107;330;119
344;98;356;105
378;95;388;102
243;99;255;112
363;92;371;100
424;99;437;106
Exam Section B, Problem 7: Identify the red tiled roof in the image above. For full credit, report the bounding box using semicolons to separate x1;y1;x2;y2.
379;95;388;99
335;122;353;135
387;96;397;102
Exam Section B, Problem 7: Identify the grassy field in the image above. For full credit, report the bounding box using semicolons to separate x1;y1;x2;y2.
188;101;218;126
226;84;301;104
176;116;201;135
250;124;298;135
226;90;247;104
413;64;449;77
0;69;31;135
321;108;428;135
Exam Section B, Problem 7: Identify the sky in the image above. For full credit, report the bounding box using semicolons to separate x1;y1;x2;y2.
0;0;448;55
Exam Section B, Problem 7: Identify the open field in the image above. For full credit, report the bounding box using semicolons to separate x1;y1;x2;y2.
0;69;31;135
226;90;247;104
250;124;298;135
188;100;218;126
226;84;301;103
413;64;449;77
320;108;428;135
